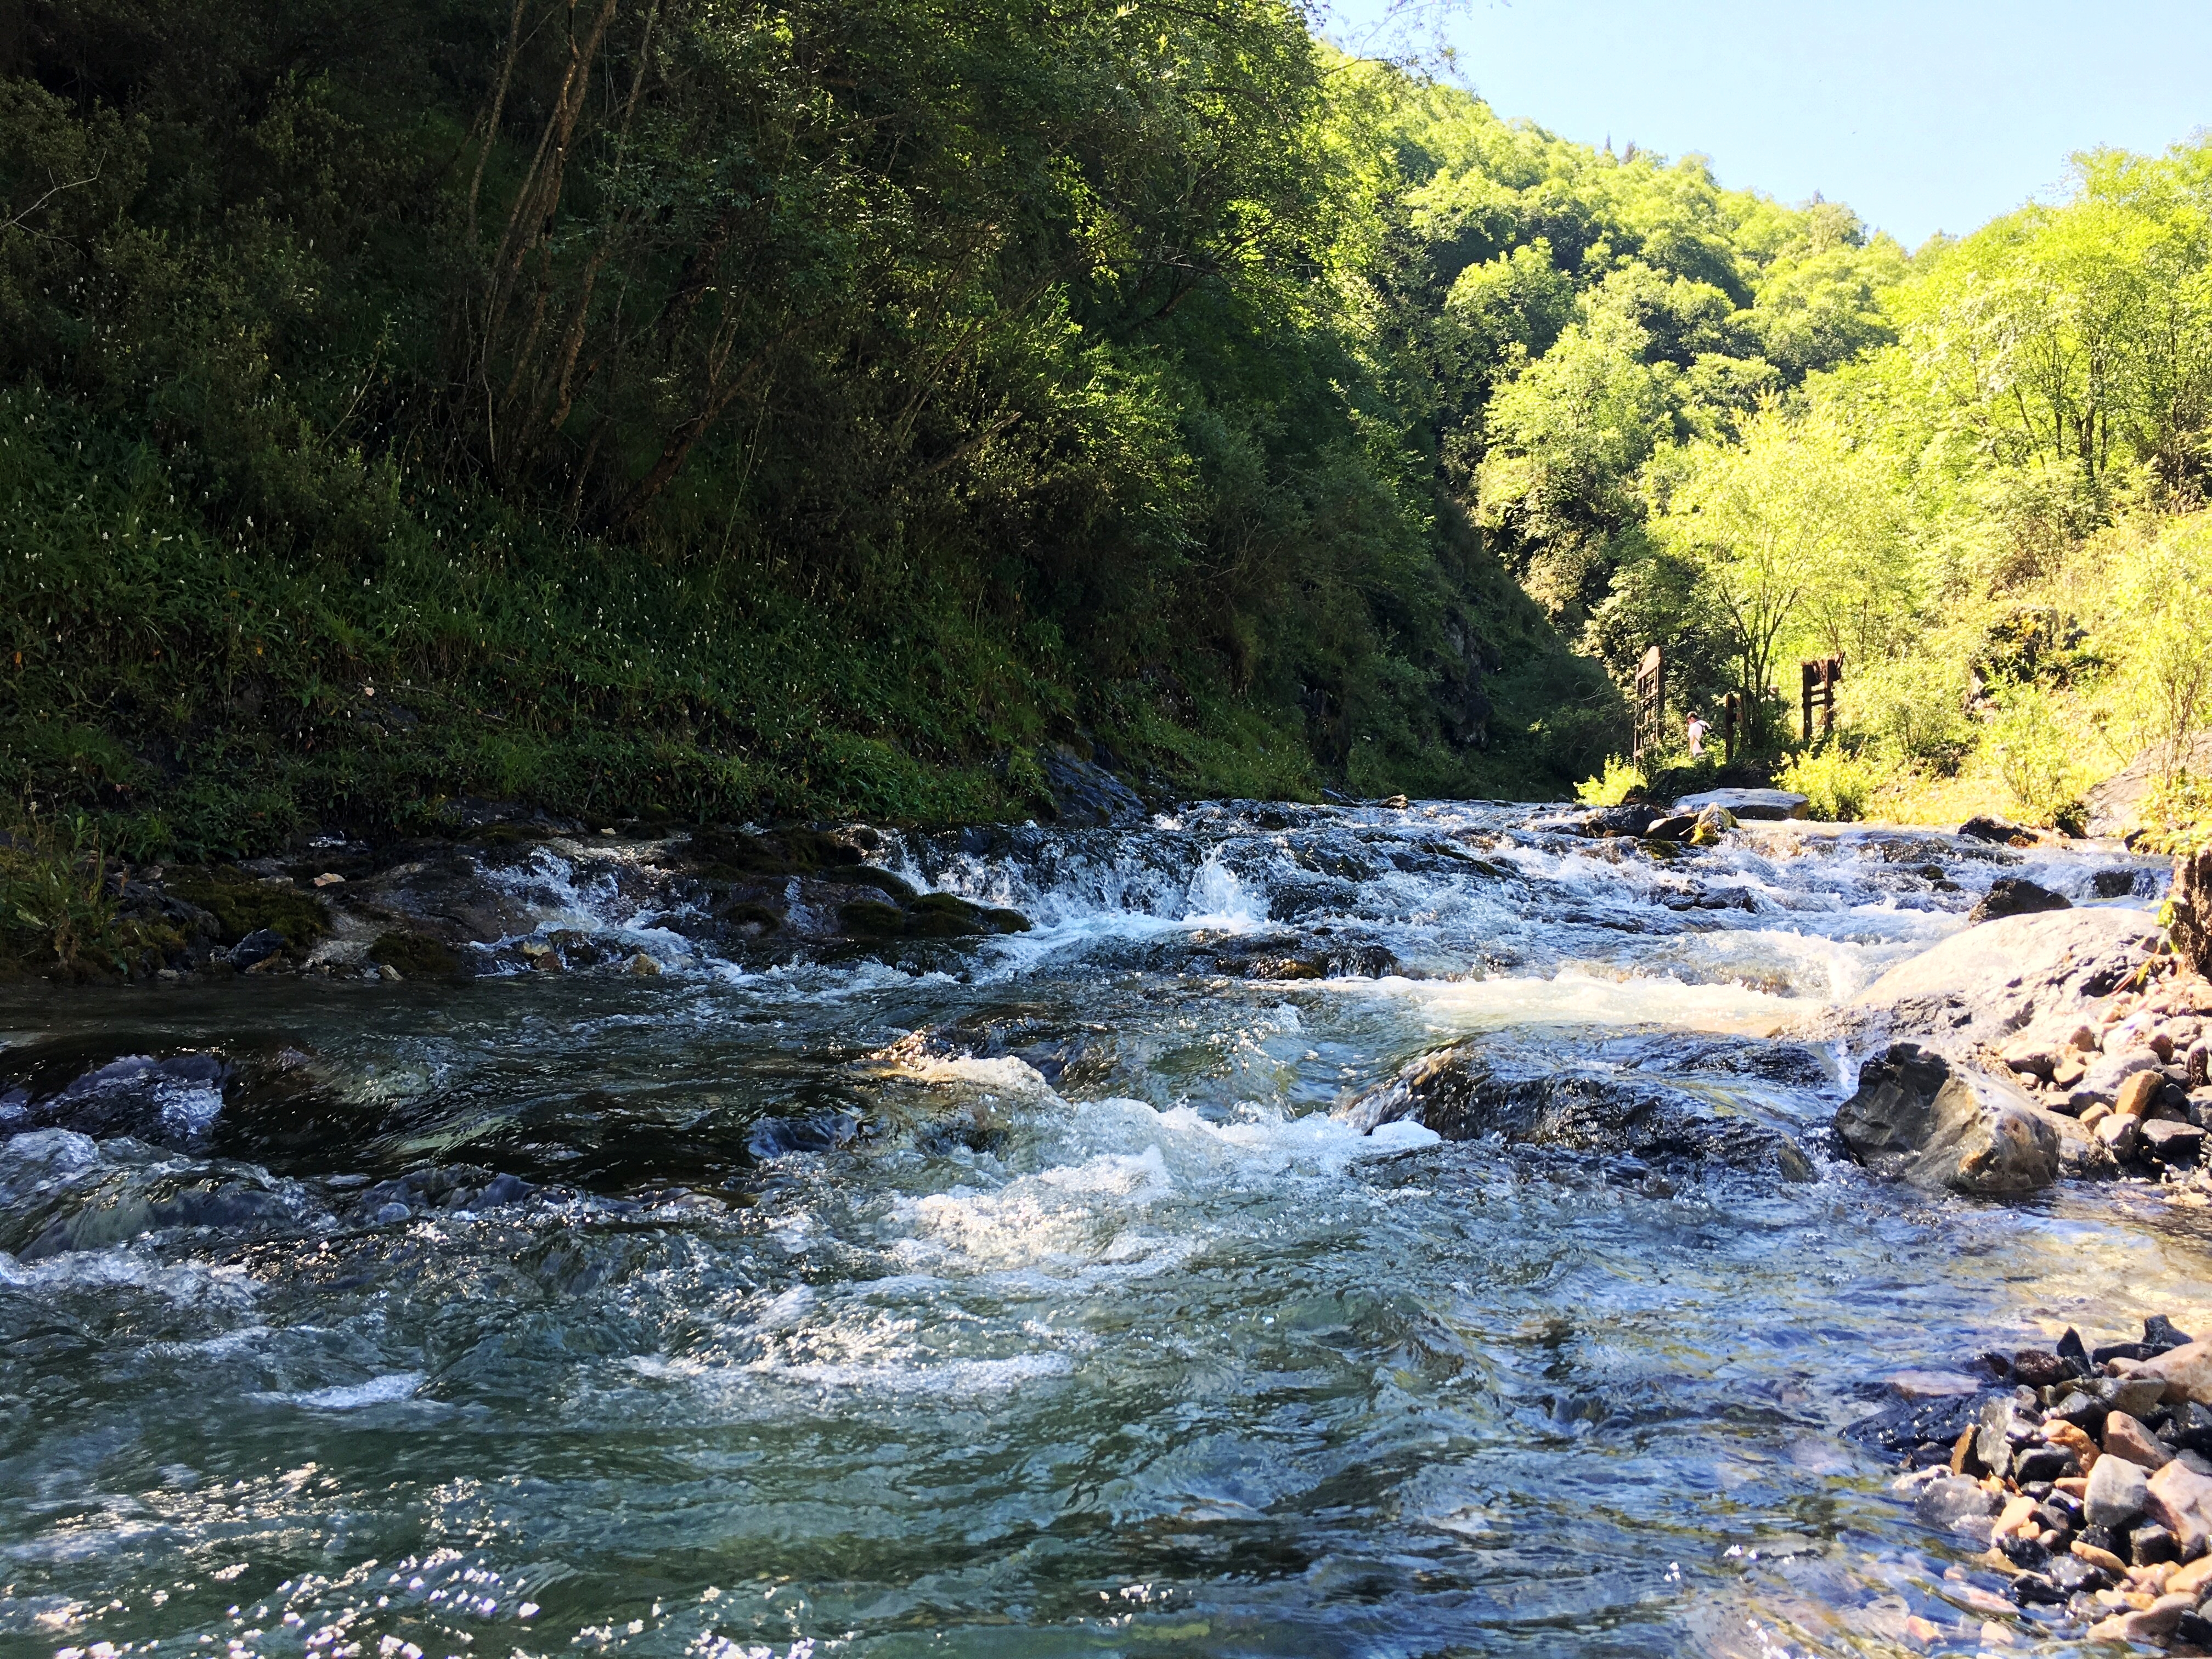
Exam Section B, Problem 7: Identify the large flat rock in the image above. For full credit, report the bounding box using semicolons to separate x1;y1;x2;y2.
1849;906;2161;1049
1336;1042;1815;1181
1672;788;1810;821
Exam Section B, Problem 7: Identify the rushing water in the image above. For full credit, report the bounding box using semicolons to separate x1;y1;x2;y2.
0;802;2193;1658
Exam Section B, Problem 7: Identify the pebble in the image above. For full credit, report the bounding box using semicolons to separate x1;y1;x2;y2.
2104;1410;2174;1470
2117;1070;2163;1118
2073;1540;2128;1575
2085;1449;2152;1528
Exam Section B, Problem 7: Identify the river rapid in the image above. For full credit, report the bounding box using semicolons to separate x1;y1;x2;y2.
0;800;2196;1658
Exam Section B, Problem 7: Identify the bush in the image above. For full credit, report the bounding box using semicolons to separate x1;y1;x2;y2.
1777;743;1879;821
1846;654;1971;769
1575;754;1647;805
1986;686;2083;827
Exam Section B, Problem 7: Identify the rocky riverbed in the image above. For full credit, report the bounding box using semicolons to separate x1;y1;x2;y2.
4;797;2207;1658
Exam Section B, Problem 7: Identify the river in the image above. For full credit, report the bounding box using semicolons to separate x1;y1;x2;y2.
0;801;2194;1657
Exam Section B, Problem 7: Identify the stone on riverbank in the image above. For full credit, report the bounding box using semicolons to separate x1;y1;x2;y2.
2085;1452;2151;1528
1835;1043;2060;1195
2147;1460;2212;1557
2129;1338;2212;1404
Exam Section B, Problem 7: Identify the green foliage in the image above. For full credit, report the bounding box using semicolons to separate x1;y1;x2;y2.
1776;743;1878;822
1987;687;2083;828
1843;655;1973;769
0;1;1650;850
0;811;155;978
1573;754;1647;806
2137;775;2212;857
1653;408;1909;741
2097;514;2212;775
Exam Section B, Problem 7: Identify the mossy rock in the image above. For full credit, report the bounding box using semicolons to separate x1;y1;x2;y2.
844;866;919;903
163;867;331;948
465;821;558;847
688;826;864;879
368;930;465;978
719;900;784;934
908;891;1032;936
838;900;907;938
904;898;991;938
1243;956;1324;980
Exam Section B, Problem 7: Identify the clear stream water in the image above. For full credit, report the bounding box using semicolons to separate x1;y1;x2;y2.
0;802;2198;1658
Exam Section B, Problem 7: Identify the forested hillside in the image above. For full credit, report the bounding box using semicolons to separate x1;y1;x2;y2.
1;0;1895;860
1588;138;2212;833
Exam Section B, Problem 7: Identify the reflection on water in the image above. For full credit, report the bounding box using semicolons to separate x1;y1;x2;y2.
0;802;2181;1656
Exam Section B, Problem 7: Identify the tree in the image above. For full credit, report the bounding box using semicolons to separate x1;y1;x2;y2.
1655;408;1910;741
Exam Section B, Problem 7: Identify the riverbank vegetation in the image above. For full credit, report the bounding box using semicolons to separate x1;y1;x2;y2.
6;1;2209;915
2;0;1986;879
1570;139;2212;831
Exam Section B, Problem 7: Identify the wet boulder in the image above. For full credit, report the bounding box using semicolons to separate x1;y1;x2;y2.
1578;804;1663;838
1845;907;2161;1050
0;1046;233;1150
1968;877;2072;924
746;1110;862;1159
1672;788;1809;821
1039;743;1146;828
1835;1043;2060;1196
1959;815;2038;846
1336;1044;1815;1181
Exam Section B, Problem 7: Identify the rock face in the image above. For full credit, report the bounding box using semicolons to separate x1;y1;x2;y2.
1968;877;2072;924
1338;1043;1815;1180
1038;744;1146;827
2173;848;2212;980
1835;1043;2061;1195
1671;788;1810;821
1847;907;2161;1051
2085;731;2212;839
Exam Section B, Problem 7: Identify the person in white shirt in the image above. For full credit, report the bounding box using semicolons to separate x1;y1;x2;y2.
1685;711;1708;760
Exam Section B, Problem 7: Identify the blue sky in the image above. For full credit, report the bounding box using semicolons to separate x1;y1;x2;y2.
1328;0;2212;247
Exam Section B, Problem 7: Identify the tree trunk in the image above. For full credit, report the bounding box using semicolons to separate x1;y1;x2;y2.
2171;849;2212;978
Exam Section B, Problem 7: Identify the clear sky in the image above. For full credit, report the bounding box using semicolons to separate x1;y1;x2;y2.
1329;0;2212;249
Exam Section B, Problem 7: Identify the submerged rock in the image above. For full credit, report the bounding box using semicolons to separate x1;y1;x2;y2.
1914;1473;2005;1540
1835;1043;2060;1196
1336;1043;1815;1180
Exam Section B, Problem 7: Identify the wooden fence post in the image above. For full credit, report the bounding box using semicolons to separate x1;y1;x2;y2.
1633;646;1664;765
1800;657;1843;742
